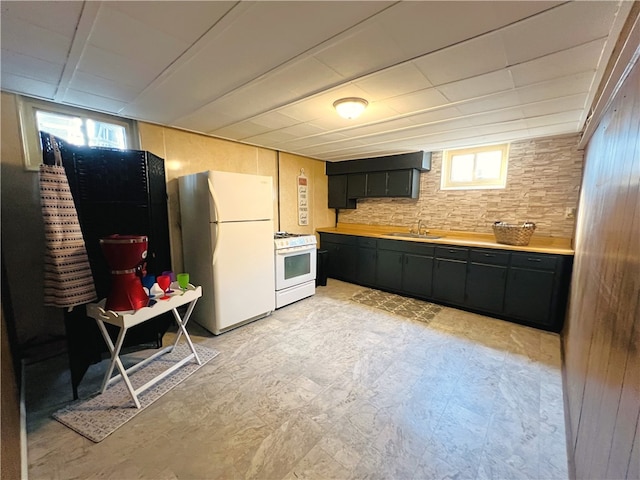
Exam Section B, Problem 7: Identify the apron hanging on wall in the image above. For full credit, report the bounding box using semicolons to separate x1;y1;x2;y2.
39;135;97;308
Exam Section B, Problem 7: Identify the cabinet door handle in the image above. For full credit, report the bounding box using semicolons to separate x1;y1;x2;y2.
527;258;542;262
484;254;495;257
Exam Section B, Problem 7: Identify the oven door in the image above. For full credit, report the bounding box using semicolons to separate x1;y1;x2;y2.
275;244;317;291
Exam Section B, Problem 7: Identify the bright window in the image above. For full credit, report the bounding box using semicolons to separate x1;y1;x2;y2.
441;143;509;190
18;96;137;171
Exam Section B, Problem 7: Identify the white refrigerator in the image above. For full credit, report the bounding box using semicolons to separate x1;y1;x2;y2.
178;171;275;334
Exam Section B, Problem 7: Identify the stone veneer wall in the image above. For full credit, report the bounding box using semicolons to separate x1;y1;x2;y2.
339;134;584;238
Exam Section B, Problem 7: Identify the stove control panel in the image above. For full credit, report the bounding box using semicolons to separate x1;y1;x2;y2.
274;234;317;249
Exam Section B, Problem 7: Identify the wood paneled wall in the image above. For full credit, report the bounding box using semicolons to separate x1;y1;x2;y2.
562;57;639;479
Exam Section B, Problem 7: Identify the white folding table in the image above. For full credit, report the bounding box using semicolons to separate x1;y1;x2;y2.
86;283;203;408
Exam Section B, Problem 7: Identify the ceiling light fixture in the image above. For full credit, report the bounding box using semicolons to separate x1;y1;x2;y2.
333;97;368;119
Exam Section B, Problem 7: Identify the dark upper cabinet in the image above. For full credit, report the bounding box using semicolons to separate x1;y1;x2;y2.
328;175;356;209
328;170;420;207
366;172;388;197
326;151;430;208
387;170;419;197
347;173;367;198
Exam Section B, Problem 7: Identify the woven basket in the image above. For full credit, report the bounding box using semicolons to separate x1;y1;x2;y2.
492;222;536;246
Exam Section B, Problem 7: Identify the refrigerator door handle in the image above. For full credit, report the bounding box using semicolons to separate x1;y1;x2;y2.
208;178;222;265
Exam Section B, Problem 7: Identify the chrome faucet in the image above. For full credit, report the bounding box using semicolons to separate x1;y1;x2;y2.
410;219;428;236
417;219;428;236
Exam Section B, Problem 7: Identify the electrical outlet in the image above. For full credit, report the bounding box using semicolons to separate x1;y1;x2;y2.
565;207;576;219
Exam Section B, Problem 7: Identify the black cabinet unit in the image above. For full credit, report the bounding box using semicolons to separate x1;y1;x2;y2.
319;231;573;332
504;252;568;329
366;171;388;197
375;239;435;297
326;151;430;208
466;249;509;313
328;175;356;209
347;173;367;199
356;237;377;286
41;134;172;398
433;247;468;305
320;233;358;283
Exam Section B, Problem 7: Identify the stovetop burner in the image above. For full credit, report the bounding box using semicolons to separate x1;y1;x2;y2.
274;231;317;249
274;231;307;239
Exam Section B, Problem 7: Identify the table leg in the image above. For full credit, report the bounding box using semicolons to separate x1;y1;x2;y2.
95;319;141;408
171;300;201;365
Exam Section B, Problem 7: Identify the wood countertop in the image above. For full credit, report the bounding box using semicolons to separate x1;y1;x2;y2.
317;223;574;255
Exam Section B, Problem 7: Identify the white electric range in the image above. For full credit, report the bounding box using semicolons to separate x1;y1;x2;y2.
274;232;317;308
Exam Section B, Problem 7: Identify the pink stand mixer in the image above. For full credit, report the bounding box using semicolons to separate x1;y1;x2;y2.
99;234;149;311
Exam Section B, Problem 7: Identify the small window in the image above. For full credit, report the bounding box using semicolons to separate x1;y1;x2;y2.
441;143;509;190
18;96;138;171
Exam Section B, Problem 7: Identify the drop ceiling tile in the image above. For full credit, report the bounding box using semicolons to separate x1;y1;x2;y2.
0;72;57;99
384;88;450;114
0;49;63;83
69;71;141;103
341;117;417;137
0;1;82;38
456;91;521;115
414;32;508;86
251;112;300;130
212;122;272;141
109;2;233;44
242;130;299;145
466;108;524;127
354;63;432;100
62;89;127;114
525;111;583;129
88;5;191;71
510;39;605;87
527;123;581;139
473;119;528;136
406;107;465;125
76;45;160;89
500;1;620;65
0;15;73;64
517;72;593;104
521;94;587;117
437;70;515;102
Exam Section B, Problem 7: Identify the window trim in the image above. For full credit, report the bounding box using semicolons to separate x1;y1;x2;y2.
17;96;139;171
441;143;509;190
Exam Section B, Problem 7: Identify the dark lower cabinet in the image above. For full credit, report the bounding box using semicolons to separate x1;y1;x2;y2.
504;267;556;326
376;249;404;291
433;258;467;305
466;263;507;313
318;232;572;331
403;254;433;297
465;249;509;313
432;246;468;305
356;237;377;286
357;246;377;286
321;234;358;283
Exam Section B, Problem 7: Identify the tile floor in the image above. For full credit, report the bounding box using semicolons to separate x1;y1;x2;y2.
25;279;569;479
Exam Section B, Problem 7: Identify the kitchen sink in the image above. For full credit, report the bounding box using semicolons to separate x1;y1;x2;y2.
386;232;443;240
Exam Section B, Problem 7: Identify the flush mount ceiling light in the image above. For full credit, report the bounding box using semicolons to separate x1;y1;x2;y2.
333;97;368;119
